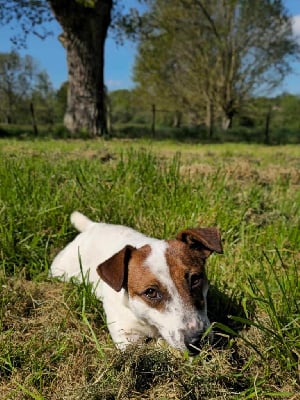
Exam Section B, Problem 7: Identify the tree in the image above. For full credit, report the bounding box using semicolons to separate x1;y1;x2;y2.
49;0;112;136
133;27;189;127
275;93;300;130
0;51;21;123
132;0;299;134
55;81;68;121
1;0;113;136
32;71;56;125
109;89;136;123
0;51;42;123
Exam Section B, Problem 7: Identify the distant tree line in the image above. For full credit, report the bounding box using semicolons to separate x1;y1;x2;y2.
0;50;300;144
1;0;299;139
0;51;67;131
108;89;300;143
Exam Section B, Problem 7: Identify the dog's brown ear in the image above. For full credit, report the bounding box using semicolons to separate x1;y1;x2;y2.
177;228;223;258
96;245;135;292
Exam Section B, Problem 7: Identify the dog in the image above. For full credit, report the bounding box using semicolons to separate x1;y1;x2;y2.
50;211;223;355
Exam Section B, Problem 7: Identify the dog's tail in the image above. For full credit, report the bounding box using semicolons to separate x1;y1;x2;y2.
70;211;94;232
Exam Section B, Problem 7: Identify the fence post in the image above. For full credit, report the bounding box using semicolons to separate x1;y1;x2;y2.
30;102;39;136
151;104;156;137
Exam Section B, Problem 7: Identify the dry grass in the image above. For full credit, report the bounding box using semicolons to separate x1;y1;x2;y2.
1;275;298;399
0;275;109;399
180;157;300;187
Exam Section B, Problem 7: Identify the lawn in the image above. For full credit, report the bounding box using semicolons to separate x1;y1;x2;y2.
0;138;299;399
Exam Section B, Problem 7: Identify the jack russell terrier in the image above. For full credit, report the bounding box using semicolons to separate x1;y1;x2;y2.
50;211;223;355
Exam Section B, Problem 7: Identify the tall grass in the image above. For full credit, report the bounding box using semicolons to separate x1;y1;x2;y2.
243;250;299;372
0;139;299;399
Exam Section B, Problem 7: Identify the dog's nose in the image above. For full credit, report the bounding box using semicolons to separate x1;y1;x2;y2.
184;333;203;356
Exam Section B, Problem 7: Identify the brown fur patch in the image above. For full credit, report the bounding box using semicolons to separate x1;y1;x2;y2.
127;245;169;311
166;240;207;309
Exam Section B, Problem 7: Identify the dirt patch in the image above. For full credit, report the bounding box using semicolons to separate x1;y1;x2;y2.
180;159;300;186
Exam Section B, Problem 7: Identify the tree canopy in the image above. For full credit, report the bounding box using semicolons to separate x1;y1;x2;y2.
0;1;53;47
0;51;56;125
133;0;299;134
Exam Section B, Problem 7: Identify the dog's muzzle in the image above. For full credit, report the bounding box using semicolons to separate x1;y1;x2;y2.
184;329;213;356
184;332;203;355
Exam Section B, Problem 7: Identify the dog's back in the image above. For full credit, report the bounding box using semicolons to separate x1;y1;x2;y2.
50;212;156;283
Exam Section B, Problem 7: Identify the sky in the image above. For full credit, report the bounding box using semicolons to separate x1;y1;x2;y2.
1;0;300;94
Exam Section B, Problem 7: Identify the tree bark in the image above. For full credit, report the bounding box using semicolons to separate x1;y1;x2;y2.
264;106;272;145
222;100;235;130
173;110;182;128
205;100;214;138
222;115;232;130
49;0;112;136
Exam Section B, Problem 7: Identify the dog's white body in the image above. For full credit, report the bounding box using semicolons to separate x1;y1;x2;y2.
51;213;163;345
50;212;223;354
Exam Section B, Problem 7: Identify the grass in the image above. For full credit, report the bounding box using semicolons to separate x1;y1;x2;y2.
0;138;299;399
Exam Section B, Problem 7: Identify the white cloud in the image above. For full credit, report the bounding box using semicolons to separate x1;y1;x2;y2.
291;15;300;39
106;79;124;89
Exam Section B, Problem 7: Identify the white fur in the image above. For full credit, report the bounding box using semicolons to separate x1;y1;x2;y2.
50;212;211;351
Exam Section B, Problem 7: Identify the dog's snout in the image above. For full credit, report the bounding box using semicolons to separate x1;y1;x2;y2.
184;332;203;356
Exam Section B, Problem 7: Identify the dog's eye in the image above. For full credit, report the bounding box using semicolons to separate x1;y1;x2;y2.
143;288;162;301
190;273;205;289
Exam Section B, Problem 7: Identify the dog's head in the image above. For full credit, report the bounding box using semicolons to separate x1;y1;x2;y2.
97;227;223;355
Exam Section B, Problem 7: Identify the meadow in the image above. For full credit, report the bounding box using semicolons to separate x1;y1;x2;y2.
0;138;299;399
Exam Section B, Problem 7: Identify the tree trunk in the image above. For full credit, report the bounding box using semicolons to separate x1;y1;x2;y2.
6;113;12;124
173;110;182;128
264;106;272;145
205;100;214;138
222;111;234;130
49;0;112;136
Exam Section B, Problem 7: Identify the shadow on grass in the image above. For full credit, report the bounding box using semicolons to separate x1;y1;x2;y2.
207;283;254;348
1;123;300;144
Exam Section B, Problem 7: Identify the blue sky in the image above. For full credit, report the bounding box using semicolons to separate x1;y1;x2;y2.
1;0;300;94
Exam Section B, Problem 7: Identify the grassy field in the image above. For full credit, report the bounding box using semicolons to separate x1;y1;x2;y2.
0;138;299;399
